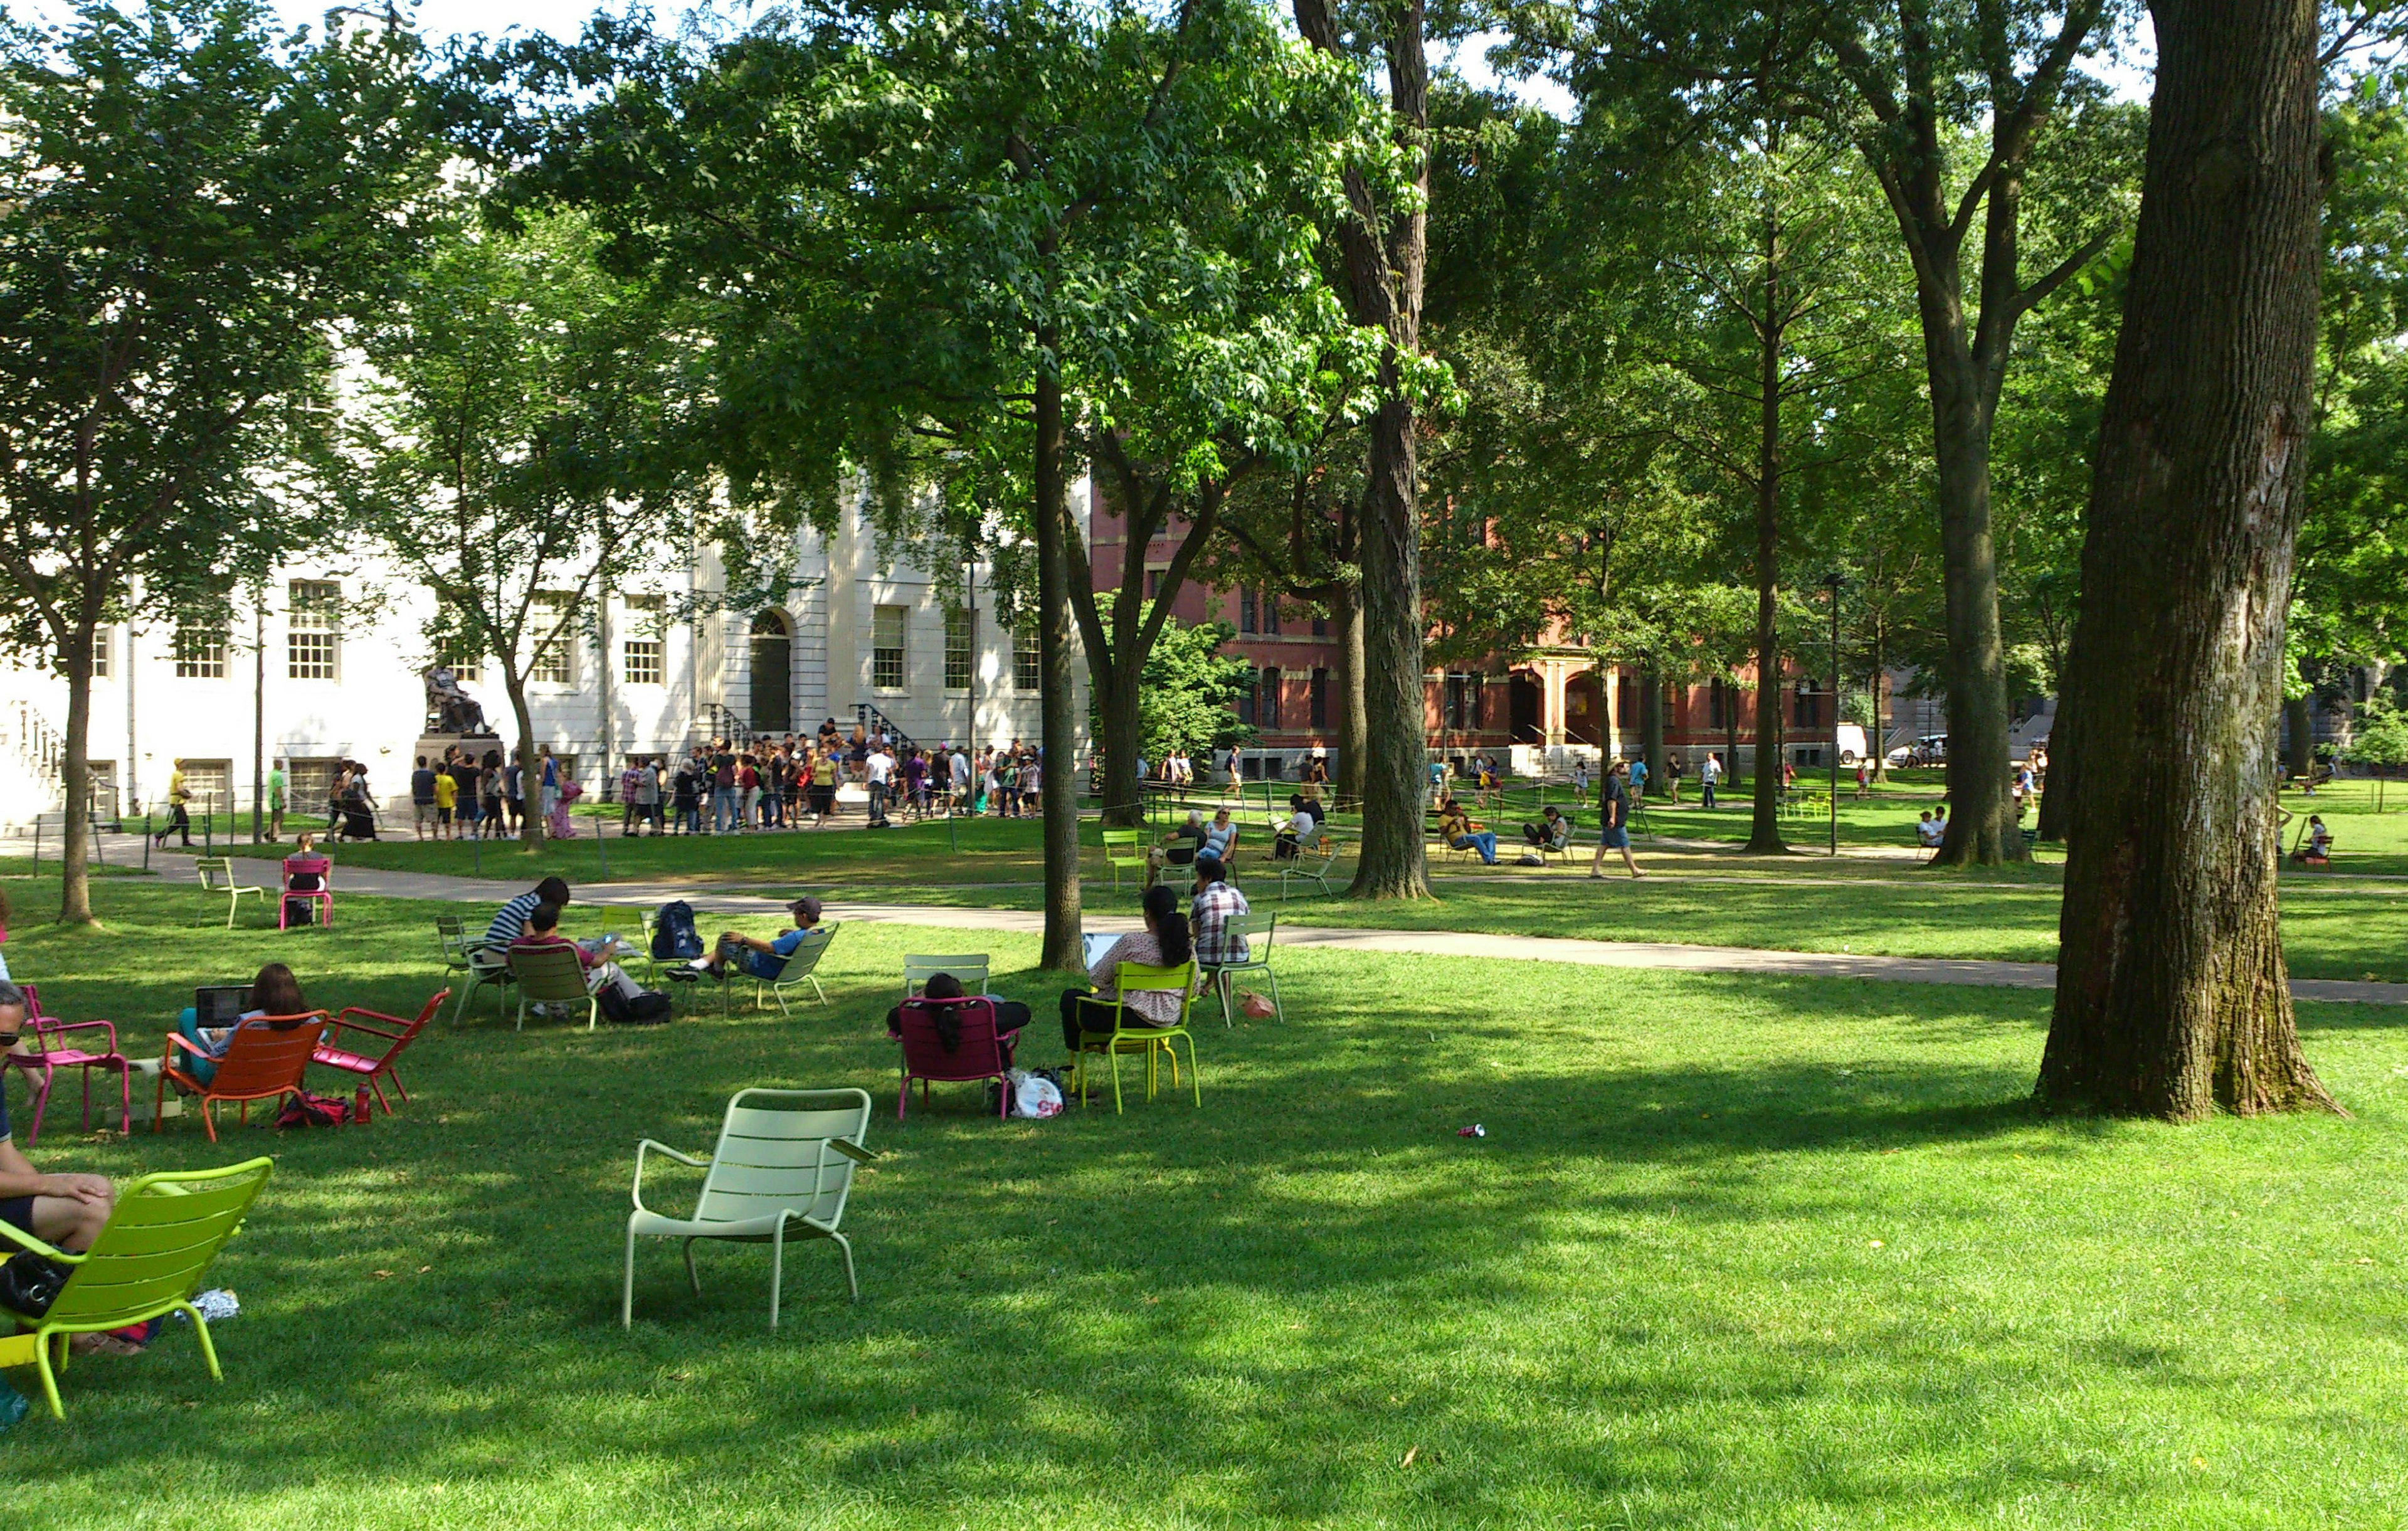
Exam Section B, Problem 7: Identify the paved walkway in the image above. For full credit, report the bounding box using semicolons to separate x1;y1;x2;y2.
119;844;2408;1006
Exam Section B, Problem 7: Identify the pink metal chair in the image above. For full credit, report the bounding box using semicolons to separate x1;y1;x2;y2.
3;985;133;1143
279;856;333;930
893;997;1022;1121
310;988;446;1116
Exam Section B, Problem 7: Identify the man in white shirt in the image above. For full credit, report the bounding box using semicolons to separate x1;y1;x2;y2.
1699;752;1723;810
865;745;896;827
949;747;971;811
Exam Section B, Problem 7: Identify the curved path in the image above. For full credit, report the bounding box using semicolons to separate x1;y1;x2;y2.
123;845;2408;1006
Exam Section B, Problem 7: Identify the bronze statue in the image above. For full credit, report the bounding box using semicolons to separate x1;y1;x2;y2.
423;666;493;736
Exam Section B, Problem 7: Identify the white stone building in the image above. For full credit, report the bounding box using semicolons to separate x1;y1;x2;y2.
0;492;1089;826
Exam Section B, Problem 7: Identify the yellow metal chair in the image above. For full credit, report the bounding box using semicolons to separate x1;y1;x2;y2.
0;1158;273;1419
1100;828;1149;891
1069;961;1201;1113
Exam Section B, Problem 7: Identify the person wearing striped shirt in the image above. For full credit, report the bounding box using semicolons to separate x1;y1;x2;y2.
485;877;572;950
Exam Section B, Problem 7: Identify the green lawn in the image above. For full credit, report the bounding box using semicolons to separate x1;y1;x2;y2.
5;875;2408;1526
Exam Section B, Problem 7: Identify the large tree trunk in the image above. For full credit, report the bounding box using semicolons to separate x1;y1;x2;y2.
1033;356;1085;968
1746;217;1787;856
1333;582;1366;808
1639;665;1667;795
505;674;546;849
56;622;97;924
1927;363;2022;865
1096;663;1145;828
2038;0;2334;1121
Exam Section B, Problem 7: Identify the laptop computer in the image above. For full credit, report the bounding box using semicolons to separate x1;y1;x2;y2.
193;985;253;1027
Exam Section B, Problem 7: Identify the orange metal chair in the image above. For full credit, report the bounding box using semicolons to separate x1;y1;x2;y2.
159;1012;327;1141
310;989;445;1116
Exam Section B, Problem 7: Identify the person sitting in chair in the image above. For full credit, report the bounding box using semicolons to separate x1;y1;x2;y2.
511;901;644;1002
1916;810;1943;849
1149;810;1207;879
884;970;1032;1057
173;962;312;1087
0;982;116;1259
1523;805;1571;850
1059;884;1196;1056
1273;795;1316;861
487;876;572;950
1437;798;1499;865
2292;814;2333;867
684;898;824;983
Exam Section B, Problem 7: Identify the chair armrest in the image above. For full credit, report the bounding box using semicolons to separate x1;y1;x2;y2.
38;1017;125;1056
0;1219;81;1264
329;1009;407;1041
631;1138;707;1210
825;1138;880;1165
164;1031;211;1062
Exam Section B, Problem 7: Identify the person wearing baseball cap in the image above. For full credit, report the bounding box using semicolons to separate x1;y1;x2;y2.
688;896;826;982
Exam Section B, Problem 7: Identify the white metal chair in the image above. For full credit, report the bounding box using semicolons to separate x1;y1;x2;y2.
196;857;266;928
1207;911;1282;1027
757;926;839;1014
623;1087;875;1328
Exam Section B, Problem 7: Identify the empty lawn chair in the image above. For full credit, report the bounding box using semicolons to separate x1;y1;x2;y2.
623;1087;875;1328
1100;828;1148;891
310;989;445;1115
1207;912;1282;1028
196;857;267;928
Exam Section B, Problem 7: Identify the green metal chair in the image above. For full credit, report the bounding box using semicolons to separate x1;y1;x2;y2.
1277;835;1345;899
0;1157;273;1419
1207;912;1281;1027
441;916;514;1023
507;943;598;1031
1100;828;1149;891
196;857;266;928
756;926;839;1014
902;953;990;999
623;1087;874;1328
1069;961;1201;1114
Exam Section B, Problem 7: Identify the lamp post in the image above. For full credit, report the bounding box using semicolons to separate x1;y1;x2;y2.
1824;573;1845;857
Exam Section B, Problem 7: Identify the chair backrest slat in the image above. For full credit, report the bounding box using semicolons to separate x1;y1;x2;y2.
694;1089;872;1230
206;1015;327;1095
506;943;591;1002
43;1158;273;1330
896;997;1011;1081
774;926;836;980
902;955;990;997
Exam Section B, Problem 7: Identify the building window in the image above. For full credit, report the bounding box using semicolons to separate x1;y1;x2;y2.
287;757;344;812
1262;592;1281;635
1311;613;1327;638
1144;567;1163;600
1793;680;1821;729
1310;667;1329;729
287;580;341;681
173;614;227;679
1709;678;1728;730
1013;627;1042;692
179;760;234;815
944;606;973;690
530;591;576;686
623;594;665;686
88;628;110;679
1259;666;1282;730
1238;587;1257;633
872;604;907;691
1616;672;1637;728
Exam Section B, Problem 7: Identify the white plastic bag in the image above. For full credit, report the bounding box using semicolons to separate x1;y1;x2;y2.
1008;1069;1064;1120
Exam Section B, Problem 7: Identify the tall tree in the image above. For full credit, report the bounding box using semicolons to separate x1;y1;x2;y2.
2038;0;2335;1119
350;208;704;847
1295;0;1442;899
0;0;430;921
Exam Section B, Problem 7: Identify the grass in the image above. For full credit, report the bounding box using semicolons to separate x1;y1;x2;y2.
5;874;2408;1526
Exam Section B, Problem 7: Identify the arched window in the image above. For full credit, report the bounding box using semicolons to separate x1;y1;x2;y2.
749;611;792;734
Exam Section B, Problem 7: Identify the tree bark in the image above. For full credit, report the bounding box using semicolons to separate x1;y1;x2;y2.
1297;0;1431;900
504;672;546;850
2038;0;2335;1120
1639;665;1667;793
56;621;97;924
1096;669;1146;827
1927;373;2021;864
1033;351;1086;969
1332;581;1367;808
2283;694;2313;780
1747;204;1788;856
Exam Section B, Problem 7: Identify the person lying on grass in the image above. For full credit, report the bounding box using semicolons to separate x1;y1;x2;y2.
684;898;825;984
173;962;312;1088
1059;884;1198;1056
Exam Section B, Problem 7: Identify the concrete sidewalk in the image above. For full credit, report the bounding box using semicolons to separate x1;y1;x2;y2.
117;844;2408;1006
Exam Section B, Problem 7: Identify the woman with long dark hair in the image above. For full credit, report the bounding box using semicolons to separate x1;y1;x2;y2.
1059;883;1196;1053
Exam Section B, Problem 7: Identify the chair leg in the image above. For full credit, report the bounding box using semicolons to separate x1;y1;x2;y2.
115;1063;130;1136
24;1072;49;1147
622;1224;638;1329
1263;968;1283;1024
832;1230;858;1303
810;975;829;1009
769;1218;786;1330
388;1071;408;1106
187;1304;223;1381
1182;1032;1201;1105
33;1331;63;1419
682;1239;702;1298
1217;970;1235;1030
1110;1046;1124;1114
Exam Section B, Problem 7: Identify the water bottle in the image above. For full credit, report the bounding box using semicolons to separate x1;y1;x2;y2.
354;1084;372;1125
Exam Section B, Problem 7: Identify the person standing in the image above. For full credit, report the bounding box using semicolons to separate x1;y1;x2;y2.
265;757;288;842
620;758;646;836
1573;757;1591;801
409;756;438;840
950;743;971;813
1666;754;1684;805
636;756;663;835
709;741;738;834
1699;751;1722;810
154;759;194;848
865;739;895;827
431;759;458;840
1021;749;1042;815
1627;755;1649;801
1590;760;1645;880
449;750;482;842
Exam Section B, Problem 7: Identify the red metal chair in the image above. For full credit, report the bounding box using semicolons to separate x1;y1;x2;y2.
310;988;445;1116
279;856;333;930
3;985;132;1143
159;1012;327;1142
893;997;1021;1121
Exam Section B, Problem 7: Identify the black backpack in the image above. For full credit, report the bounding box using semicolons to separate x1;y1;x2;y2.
599;985;673;1025
652;901;703;960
